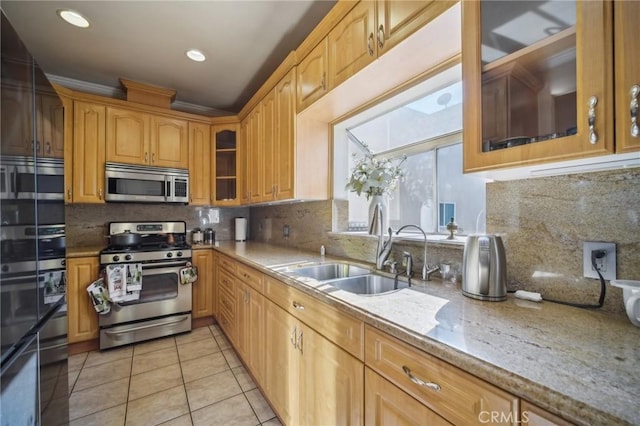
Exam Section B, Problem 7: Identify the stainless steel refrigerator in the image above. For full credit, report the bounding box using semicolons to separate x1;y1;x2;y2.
1;11;69;425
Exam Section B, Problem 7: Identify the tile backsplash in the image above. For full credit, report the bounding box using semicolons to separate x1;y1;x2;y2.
66;204;249;247
250;168;640;320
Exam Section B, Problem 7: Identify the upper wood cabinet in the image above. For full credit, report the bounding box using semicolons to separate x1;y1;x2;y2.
67;256;100;343
188;122;211;205
260;89;277;202
248;107;262;204
72;101;106;203
328;1;377;89
326;1;456;92
274;69;296;201
297;38;328;112
211;122;241;206
106;106;188;168
462;1;625;172
238;118;251;205
1;88;64;158
613;0;640;154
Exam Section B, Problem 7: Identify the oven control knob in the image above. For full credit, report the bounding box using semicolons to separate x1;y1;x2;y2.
1;265;8;273
125;255;132;261
166;252;173;258
113;255;120;262
177;251;183;257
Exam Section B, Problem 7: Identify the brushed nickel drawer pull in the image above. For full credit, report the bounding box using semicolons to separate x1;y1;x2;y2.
290;325;297;348
367;32;374;56
292;301;305;310
630;85;639;138
588;96;598;144
402;366;441;391
298;330;303;354
377;24;385;49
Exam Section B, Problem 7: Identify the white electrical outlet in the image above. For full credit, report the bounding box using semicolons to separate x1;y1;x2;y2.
211;209;220;224
582;242;616;280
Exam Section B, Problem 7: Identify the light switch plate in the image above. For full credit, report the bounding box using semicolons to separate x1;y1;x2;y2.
583;242;616;280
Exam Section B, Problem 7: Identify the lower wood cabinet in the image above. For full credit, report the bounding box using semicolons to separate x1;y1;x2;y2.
236;280;265;384
365;367;451;426
67;256;100;343
264;298;364;426
520;401;574;426
192;249;213;318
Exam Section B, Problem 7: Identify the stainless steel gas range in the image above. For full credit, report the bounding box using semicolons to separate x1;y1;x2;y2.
99;221;192;350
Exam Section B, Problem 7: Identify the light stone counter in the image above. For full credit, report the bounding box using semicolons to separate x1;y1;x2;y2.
66;245;103;258
214;241;639;426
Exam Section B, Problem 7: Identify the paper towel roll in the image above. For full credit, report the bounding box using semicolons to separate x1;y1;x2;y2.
235;217;247;242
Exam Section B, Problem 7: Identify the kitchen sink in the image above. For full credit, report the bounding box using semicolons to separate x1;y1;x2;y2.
279;263;371;281
324;274;409;295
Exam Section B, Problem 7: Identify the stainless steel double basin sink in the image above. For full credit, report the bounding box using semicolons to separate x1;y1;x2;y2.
275;262;409;295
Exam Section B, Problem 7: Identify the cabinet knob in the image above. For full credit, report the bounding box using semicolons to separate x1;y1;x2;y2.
377;24;385;49
292;301;305;311
290;325;297;348
367;32;374;56
588;96;598;144
630;85;639;138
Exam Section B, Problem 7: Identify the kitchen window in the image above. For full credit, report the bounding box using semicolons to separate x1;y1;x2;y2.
334;63;489;237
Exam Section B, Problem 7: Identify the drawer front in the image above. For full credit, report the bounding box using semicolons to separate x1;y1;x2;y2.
265;275;363;360
365;325;519;425
218;254;237;275
218;268;235;297
217;303;236;345
236;263;264;293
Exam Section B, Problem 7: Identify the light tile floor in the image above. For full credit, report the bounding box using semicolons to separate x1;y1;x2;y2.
68;324;282;426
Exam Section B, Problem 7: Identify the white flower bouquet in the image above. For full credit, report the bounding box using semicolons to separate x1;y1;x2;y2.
346;153;406;200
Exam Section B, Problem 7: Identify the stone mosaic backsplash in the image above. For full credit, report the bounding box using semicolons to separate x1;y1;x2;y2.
66;203;249;247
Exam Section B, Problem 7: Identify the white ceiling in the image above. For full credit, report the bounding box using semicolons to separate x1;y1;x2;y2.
1;1;336;114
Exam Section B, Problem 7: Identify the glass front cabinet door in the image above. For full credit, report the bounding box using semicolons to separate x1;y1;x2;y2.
462;0;618;172
211;122;240;206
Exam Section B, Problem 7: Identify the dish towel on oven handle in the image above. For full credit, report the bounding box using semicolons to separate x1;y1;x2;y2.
180;262;198;285
105;264;141;303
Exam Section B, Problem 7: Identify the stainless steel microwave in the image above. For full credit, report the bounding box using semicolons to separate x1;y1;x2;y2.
0;156;64;200
105;162;189;203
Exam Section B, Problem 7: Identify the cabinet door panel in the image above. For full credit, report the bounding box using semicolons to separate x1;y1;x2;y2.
67;257;100;343
297;38;328;112
1;86;33;156
188;122;211;205
249;108;262;203
328;1;376;89
239;119;251;204
73;101;105;203
192;250;213;318
106;107;149;165
264;300;299;425
301;325;363;426
275;69;296;200
150;116;188;168
261;90;276;201
39;94;65;158
365;367;451;426
614;0;640;153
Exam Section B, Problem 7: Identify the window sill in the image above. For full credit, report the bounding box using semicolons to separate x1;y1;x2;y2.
330;231;466;248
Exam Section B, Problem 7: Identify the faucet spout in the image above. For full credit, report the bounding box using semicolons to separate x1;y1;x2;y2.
396;224;432;281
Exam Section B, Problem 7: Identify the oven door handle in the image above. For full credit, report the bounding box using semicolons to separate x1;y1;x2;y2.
142;264;189;275
103;315;190;335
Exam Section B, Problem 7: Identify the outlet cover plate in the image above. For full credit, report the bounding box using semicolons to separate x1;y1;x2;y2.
211;209;220;224
583;242;616;280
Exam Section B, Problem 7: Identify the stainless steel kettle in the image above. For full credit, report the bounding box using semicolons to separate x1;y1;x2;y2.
462;235;507;301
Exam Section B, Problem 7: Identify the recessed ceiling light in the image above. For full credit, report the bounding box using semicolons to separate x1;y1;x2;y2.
186;49;206;62
57;9;90;28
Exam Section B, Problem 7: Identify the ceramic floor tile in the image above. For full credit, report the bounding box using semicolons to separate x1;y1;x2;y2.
133;336;176;356
129;363;183;401
84;346;133;368
69;377;129;420
73;358;132;392
245;388;275;423
191;394;259;426
261;417;282;426
69;403;126;426
131;346;179;376
232;366;257;392
158;414;193;425
214;334;232;350
184;370;243;412
181;351;230;383
222;349;242;368
67;369;80;394
68;352;88;372
125;385;189;426
208;324;223;336
175;327;214;345
177;338;220;362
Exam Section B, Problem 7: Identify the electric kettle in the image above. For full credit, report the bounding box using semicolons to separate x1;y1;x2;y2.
462;235;507;301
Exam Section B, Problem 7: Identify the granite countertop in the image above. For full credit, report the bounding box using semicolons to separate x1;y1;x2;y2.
213;241;639;426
